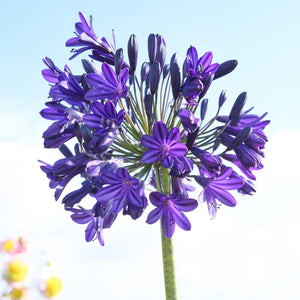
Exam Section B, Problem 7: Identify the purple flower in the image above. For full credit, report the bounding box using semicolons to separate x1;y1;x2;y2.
39;154;88;201
68;202;117;246
66;12;116;64
181;76;203;105
95;168;147;217
191;147;222;174
40;102;84;148
194;167;244;219
177;109;199;133
184;47;219;80
83;101;124;133
141;121;187;168
85;63;128;101
42;57;65;84
146;192;198;238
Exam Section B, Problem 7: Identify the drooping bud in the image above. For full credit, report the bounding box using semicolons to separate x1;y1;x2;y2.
214;60;238;80
140;62;150;82
114;48;124;75
148;34;157;64
200;99;208;121
226;127;253;151
218;90;227;108
229;92;247;125
170;62;181;100
155;35;166;69
127;34;138;74
149;62;161;94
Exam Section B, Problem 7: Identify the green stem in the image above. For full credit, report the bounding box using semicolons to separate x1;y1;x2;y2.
155;166;177;300
160;223;177;300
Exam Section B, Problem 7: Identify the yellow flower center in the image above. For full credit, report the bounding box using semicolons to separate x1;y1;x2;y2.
5;260;28;282
10;288;25;300
2;239;15;252
44;276;63;298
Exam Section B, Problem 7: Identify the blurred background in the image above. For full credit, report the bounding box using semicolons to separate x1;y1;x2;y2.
0;0;299;299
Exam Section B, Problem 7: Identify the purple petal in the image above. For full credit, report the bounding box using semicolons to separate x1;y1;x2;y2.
141;149;159;164
146;207;163;224
167;127;180;144
96;185;121;203
172;208;191;231
168;143;187;156
149;192;166;206
85;220;96;242
141;135;161;148
199;52;213;69
212;187;237;207
153;121;168;143
173;197;198;212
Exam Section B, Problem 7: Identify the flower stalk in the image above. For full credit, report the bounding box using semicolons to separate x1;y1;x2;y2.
161;223;177;300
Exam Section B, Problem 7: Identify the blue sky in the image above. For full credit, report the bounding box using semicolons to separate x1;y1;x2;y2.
0;0;300;299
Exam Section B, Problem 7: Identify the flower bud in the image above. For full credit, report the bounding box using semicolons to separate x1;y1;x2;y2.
200;98;208;121
229;92;247;125
140;62;150;82
127;34;138;74
82;59;98;74
144;94;153;117
214;60;238;80
226;127;253;151
59;145;73;157
163;64;170;79
170;62;181;100
218;90;227;108
149;62;161;94
155;34;166;69
148;33;157;64
170;53;178;68
114;48;124;75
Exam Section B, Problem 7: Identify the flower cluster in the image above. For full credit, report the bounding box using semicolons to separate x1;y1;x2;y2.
1;237;63;299
40;12;269;245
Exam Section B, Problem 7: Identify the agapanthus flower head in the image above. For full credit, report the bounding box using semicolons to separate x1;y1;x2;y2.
40;12;269;245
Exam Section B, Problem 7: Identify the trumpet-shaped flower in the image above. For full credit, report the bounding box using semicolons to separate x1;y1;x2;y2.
141;121;187;168
146;192;198;238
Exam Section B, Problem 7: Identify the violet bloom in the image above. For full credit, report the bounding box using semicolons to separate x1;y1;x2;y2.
184;47;219;80
95;167;147;217
40;102;84;148
141;121;187;168
68;202;117;246
83;101;124;134
66;12;116;64
39;154;88;201
194;167;244;219
85;63;128;101
146;192;198;238
47;65;87;106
